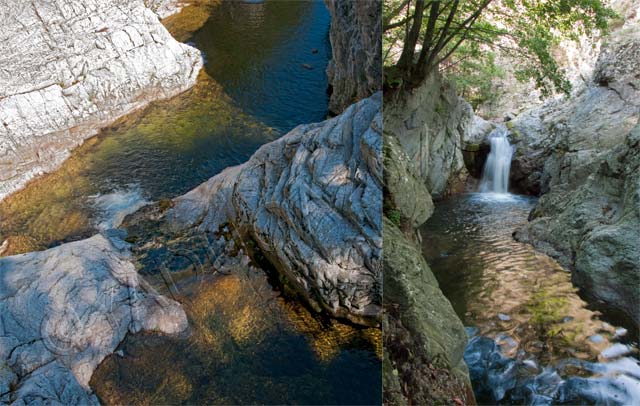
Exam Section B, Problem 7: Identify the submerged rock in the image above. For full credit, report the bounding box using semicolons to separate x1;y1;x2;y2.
125;93;383;326
465;334;640;405
325;0;382;115
0;0;203;201
0;235;187;403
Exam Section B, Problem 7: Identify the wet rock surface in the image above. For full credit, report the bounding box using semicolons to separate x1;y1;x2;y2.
0;0;202;201
124;93;383;326
465;331;640;405
325;0;382;115
0;234;187;404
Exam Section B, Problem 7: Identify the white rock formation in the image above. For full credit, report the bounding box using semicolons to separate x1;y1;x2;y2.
0;0;203;201
0;234;188;404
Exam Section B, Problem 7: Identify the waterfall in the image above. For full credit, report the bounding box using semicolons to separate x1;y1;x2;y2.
480;126;514;194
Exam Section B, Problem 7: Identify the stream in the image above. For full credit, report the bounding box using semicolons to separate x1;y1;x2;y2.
0;1;381;404
422;193;639;405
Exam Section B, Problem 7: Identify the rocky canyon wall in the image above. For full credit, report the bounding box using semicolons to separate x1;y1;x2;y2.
384;73;475;200
324;0;382;115
0;0;202;201
383;129;473;405
382;72;480;405
510;7;640;325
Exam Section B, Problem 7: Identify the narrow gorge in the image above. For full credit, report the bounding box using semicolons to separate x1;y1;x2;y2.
383;0;639;404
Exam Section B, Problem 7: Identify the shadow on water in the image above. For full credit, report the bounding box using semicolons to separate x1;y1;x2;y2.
193;0;331;134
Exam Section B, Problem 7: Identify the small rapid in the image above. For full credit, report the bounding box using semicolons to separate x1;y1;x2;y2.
480;126;514;194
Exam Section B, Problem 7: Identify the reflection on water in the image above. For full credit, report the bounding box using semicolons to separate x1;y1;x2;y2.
0;1;380;404
421;193;639;403
91;266;382;405
195;0;331;134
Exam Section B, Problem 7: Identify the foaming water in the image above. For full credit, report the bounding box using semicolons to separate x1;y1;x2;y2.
92;186;149;230
422;193;639;405
480;126;514;194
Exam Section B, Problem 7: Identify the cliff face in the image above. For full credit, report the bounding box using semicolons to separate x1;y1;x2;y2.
382;75;475;404
383;137;472;405
324;0;382;115
0;235;187;404
510;14;640;326
384;72;475;200
124;94;383;326
0;0;202;201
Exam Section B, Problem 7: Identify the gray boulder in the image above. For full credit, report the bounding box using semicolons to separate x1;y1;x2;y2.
0;0;202;201
0;234;187;403
384;72;474;199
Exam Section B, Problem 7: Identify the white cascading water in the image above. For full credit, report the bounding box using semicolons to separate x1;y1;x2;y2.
479;126;514;194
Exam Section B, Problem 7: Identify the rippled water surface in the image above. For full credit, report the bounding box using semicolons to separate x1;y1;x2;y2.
422;193;639;404
0;1;381;404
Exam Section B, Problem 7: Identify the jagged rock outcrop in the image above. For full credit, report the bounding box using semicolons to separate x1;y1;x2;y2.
124;93;383;326
383;219;472;405
0;234;187;404
512;16;640;325
0;0;202;201
325;0;382;115
384;72;475;200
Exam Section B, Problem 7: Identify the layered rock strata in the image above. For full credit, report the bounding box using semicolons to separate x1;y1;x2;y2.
124;93;383;326
0;0;202;201
0;234;187;404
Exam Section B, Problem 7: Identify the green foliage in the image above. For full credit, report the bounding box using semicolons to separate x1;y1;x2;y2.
446;42;505;109
383;0;617;95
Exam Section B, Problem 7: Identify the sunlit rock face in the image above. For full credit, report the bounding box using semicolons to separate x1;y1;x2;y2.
0;0;203;201
126;93;383;326
325;0;382;115
0;235;187;404
511;15;640;326
384;72;475;200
